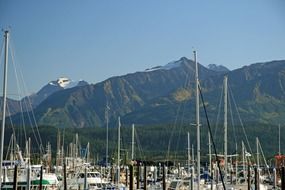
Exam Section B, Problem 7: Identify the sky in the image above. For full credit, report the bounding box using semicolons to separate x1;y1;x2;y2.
0;0;285;98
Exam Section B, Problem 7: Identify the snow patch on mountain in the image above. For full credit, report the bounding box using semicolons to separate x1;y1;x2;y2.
21;77;89;109
162;60;183;70
49;77;85;89
145;60;183;72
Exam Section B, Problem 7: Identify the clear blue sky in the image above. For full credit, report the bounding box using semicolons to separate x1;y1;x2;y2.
0;0;285;98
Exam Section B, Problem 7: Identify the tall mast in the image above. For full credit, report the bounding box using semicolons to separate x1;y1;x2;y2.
256;137;259;169
131;124;134;160
62;128;65;167
105;104;109;166
235;143;238;184
192;144;195;166
242;141;245;178
117;117;121;184
0;31;9;187
279;124;281;156
86;142;90;163
75;133;78;159
56;129;61;170
208;132;212;175
187;132;191;170
194;50;200;190
224;76;228;180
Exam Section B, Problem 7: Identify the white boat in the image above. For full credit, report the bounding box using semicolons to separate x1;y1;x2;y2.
2;165;59;190
64;170;114;190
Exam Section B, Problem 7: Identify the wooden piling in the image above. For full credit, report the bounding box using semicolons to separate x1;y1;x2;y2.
84;166;87;190
247;165;251;190
163;165;166;190
281;166;285;190
26;166;31;190
137;164;140;189
254;167;259;190
64;163;67;190
126;167;128;187
143;165;147;190
39;165;43;190
12;165;18;190
130;165;133;190
273;168;276;189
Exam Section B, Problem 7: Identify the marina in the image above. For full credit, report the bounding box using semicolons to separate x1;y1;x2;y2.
0;30;284;190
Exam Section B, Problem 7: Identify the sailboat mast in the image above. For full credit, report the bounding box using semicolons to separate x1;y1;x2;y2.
187;132;191;172
242;141;245;177
86;142;90;163
224;76;228;179
28;137;31;164
56;129;61;169
235;143;238;184
208;132;212;175
256;137;259;169
105;104;109;166
0;30;9;187
62;128;65;167
279;124;281;156
131;124;134;160
117;117;121;184
194;50;200;190
192;144;195;166
118;117;121;167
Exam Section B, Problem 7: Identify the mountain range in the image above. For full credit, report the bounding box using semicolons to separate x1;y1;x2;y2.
7;58;285;128
3;78;88;117
23;77;88;108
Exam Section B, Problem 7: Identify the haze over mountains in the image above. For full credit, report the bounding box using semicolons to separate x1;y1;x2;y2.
6;57;285;128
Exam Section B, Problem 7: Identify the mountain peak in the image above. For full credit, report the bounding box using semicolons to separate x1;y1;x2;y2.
49;77;87;89
179;56;189;62
162;59;184;70
57;77;71;88
22;77;89;109
145;57;190;72
207;64;229;72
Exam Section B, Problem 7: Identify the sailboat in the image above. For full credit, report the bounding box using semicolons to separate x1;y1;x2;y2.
0;30;9;187
0;30;59;190
166;51;202;190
